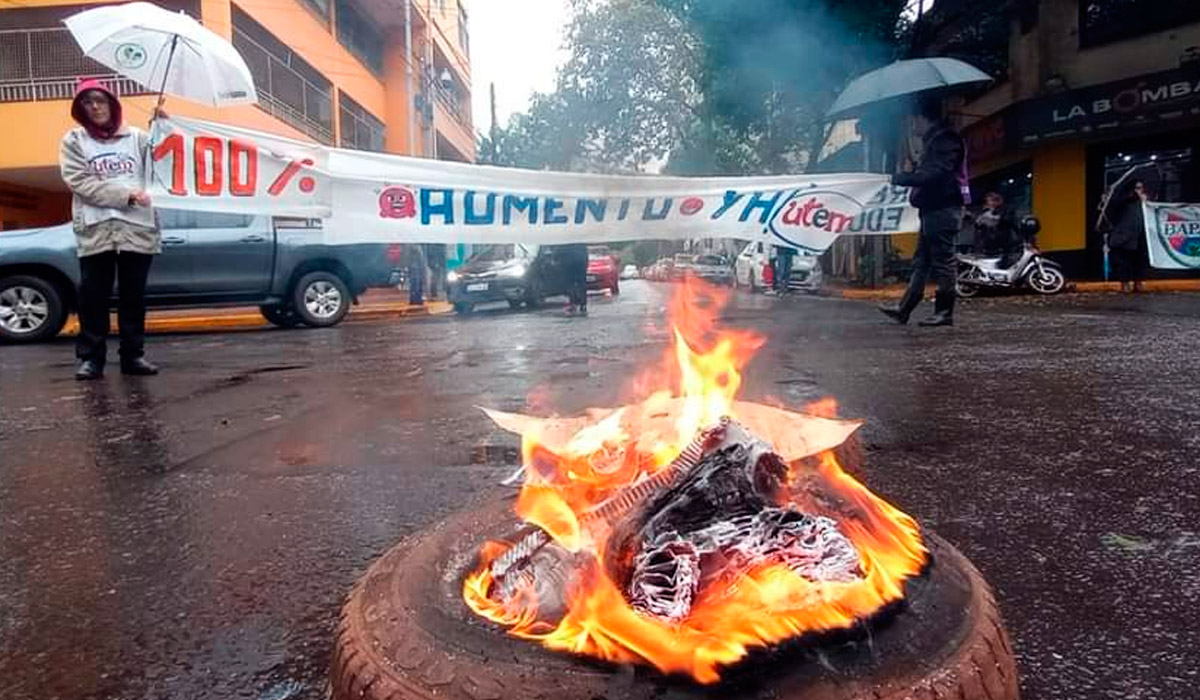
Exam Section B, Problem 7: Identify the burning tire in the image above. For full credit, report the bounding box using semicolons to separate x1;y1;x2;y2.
330;497;1020;700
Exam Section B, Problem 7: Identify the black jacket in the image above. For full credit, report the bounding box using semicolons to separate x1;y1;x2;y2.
976;207;1021;254
892;123;966;211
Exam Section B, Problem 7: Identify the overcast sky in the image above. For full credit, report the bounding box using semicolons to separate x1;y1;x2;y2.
469;0;571;133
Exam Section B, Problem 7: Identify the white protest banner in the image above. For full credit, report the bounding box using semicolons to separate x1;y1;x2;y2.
148;118;330;218
1144;201;1200;270
149;117;918;251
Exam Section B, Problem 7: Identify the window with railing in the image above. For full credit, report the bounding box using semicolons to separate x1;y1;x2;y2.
232;5;333;144
0;27;150;103
1080;0;1200;49
334;0;384;76
338;92;385;152
457;2;470;55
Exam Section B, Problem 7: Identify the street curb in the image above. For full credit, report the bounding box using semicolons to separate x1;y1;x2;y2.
819;279;1200;301
59;302;452;337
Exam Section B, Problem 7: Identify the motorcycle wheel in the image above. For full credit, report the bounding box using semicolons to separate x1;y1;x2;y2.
1027;266;1066;295
956;281;980;298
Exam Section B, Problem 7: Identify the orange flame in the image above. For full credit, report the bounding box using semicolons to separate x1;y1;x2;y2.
464;279;927;682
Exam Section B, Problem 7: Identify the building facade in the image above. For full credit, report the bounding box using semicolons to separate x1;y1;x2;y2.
0;0;474;230
913;0;1200;277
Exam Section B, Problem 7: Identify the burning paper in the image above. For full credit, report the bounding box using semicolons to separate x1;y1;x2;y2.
463;281;927;683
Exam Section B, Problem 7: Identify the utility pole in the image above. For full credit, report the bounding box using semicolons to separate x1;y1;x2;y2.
489;82;499;165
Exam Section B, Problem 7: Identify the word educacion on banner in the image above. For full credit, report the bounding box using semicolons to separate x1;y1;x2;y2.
1145;201;1200;270
149;117;919;251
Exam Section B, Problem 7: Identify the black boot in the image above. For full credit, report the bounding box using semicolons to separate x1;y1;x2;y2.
918;311;954;326
121;357;159;376
919;291;955;326
878;305;909;325
75;359;104;381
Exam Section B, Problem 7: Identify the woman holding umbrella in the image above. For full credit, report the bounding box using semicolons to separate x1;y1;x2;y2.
60;80;160;380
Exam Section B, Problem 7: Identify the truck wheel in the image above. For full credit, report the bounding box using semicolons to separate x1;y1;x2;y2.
0;275;67;344
293;271;351;327
453;302;474;314
259;304;302;328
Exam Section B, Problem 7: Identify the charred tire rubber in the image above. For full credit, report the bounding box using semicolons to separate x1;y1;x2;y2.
0;274;67;344
331;498;1020;700
293;271;351;328
259;304;302;328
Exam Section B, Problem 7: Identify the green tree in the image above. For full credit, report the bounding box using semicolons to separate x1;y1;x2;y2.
479;0;910;176
657;0;910;175
480;0;701;173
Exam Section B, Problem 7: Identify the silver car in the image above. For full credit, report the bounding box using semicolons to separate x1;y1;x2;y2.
0;210;401;343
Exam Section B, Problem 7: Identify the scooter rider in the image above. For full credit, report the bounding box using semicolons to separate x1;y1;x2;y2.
975;192;1021;269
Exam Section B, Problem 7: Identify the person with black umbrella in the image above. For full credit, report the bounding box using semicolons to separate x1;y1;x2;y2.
879;96;969;327
1106;179;1151;293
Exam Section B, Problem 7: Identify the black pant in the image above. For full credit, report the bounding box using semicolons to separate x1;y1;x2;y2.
899;208;960;318
1111;247;1146;282
76;251;153;365
568;258;588;308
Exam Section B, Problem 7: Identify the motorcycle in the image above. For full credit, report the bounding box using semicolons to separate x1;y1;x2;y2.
956;215;1066;297
956;245;1066;297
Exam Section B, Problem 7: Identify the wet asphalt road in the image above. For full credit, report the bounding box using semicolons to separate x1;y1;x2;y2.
1;281;1198;700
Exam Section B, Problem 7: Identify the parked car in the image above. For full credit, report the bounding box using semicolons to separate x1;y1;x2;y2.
735;241;773;291
447;244;579;313
734;241;823;293
0;210;402;343
688;254;734;286
784;254;824;293
587;246;620;294
670;253;696;280
620;264;640;280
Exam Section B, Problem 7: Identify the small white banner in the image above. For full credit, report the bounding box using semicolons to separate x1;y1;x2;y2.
1144;201;1200;270
149;117;918;250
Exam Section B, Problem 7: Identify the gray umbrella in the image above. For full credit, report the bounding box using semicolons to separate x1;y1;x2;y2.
827;58;992;118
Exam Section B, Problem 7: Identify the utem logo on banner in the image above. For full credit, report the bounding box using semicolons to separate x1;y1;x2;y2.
1144;202;1200;270
149;117;918;250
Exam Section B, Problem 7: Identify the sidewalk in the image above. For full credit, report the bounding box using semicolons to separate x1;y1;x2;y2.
822;278;1200;301
61;288;450;336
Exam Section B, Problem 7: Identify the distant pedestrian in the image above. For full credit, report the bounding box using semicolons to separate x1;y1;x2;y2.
773;245;794;294
879;96;968;327
60;79;160;380
404;243;426;305
426;244;447;300
562;243;588;316
1107;179;1149;293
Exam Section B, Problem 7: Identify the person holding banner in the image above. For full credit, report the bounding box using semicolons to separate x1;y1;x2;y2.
879;97;968;327
1107;179;1150;293
60;79;160;380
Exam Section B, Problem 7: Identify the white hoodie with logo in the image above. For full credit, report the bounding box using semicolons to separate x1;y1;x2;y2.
59;126;159;258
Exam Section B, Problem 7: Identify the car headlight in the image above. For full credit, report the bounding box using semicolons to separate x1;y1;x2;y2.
447;271;460;283
500;263;527;278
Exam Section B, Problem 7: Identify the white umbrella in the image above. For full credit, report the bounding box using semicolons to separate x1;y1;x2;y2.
827;58;991;118
64;2;256;108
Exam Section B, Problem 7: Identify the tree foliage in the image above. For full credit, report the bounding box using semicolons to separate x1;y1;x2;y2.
479;0;910;176
480;0;701;172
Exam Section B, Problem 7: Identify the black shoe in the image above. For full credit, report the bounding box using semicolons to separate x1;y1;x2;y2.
918;312;954;327
878;305;909;325
120;358;159;376
75;359;104;381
